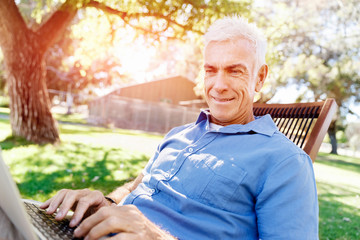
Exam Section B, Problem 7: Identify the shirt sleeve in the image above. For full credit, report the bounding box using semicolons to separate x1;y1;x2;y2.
255;153;319;240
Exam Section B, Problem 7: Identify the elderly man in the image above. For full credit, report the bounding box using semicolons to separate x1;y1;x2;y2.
40;16;317;239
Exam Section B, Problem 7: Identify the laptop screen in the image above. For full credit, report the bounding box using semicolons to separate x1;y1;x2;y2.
0;148;38;240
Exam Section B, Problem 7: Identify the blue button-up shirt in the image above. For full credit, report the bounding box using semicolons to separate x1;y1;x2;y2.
121;110;319;239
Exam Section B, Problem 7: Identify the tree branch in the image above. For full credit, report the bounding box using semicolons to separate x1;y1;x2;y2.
0;0;29;50
4;0;204;56
37;0;78;53
85;0;171;38
85;0;128;18
85;0;203;36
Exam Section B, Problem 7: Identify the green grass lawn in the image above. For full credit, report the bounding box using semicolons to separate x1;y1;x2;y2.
315;153;360;239
0;113;162;201
0;111;359;239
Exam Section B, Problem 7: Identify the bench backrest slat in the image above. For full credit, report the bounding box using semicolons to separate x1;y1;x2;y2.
253;99;337;162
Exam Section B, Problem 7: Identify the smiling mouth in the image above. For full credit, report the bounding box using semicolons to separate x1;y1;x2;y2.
212;96;235;102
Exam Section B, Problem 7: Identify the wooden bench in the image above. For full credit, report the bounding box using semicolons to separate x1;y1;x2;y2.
253;98;337;162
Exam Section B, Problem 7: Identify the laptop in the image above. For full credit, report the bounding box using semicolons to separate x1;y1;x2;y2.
0;148;78;240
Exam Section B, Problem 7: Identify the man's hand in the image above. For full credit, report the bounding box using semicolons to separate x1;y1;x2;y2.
40;189;111;227
74;205;176;240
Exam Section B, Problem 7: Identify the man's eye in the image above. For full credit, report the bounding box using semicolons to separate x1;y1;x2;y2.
205;69;216;74
230;70;243;75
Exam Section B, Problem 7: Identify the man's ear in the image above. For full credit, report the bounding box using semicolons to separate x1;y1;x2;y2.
255;64;268;92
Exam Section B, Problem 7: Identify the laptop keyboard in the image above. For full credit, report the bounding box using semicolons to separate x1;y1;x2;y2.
24;201;81;240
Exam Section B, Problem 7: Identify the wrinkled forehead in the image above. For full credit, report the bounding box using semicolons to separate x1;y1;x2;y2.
204;37;258;72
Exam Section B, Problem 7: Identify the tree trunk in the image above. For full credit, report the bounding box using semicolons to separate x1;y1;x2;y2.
328;120;338;155
0;0;77;144
6;38;59;144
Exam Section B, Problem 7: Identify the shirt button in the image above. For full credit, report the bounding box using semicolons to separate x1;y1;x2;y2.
189;147;194;153
164;173;169;178
150;189;155;194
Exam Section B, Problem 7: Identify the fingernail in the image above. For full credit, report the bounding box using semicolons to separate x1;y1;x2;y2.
56;211;63;218
70;219;76;227
74;227;81;237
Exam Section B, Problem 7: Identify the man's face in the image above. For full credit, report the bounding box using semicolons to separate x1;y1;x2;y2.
204;38;264;126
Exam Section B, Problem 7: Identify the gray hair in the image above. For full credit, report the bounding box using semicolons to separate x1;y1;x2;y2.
204;16;267;67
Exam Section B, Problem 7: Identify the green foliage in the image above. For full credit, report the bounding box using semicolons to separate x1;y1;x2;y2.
16;0;59;24
123;0;252;38
257;0;360;112
336;130;348;144
250;0;360;154
18;0;252;39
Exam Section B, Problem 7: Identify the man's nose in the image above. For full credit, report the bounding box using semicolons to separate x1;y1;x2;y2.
213;71;229;92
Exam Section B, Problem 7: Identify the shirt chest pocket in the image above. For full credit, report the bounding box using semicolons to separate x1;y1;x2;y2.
201;160;247;211
179;155;247;211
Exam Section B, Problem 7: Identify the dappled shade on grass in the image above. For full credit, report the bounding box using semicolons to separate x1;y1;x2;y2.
318;182;360;239
315;152;360;239
316;153;360;175
0;135;33;150
2;142;149;202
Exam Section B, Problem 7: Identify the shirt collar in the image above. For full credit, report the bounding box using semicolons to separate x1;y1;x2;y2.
195;109;277;137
